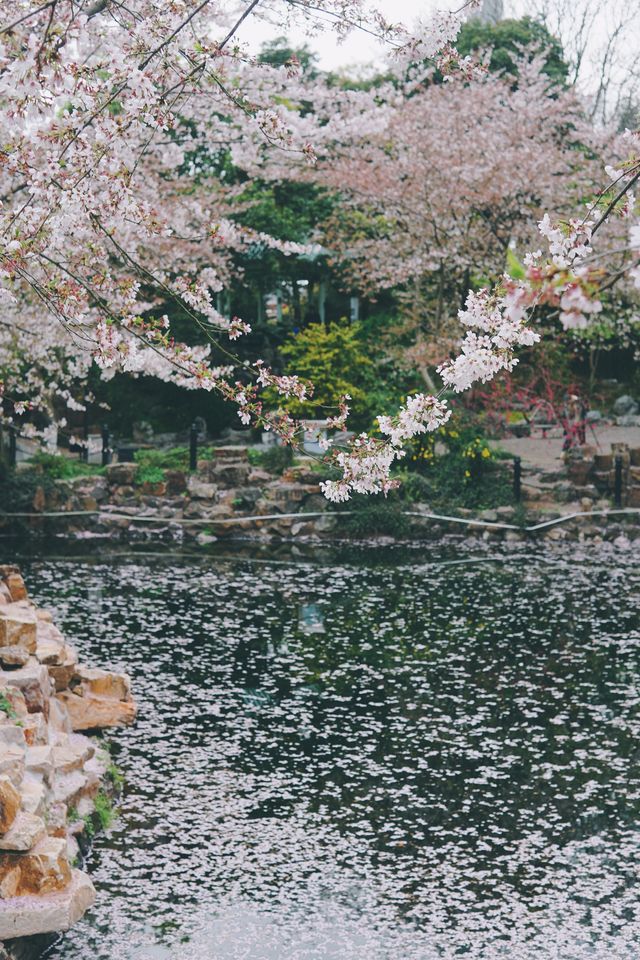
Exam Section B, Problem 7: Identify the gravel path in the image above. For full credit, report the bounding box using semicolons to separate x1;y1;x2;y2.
491;424;640;471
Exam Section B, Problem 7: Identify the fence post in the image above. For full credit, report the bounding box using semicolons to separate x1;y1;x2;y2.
8;426;17;467
189;421;198;471
513;456;522;503
101;423;111;467
614;454;623;508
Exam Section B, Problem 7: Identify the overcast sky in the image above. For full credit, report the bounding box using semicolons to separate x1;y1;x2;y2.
234;0;465;73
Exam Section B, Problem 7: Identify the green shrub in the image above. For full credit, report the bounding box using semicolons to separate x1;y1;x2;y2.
94;791;116;831
0;693;17;720
266;319;392;429
403;414;513;510
340;498;410;538
253;444;294;475
137;465;165;485
29;452;101;479
134;446;188;471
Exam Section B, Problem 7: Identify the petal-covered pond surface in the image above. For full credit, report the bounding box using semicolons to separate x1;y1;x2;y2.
18;539;640;959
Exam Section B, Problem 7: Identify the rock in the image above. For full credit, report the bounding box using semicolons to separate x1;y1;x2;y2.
186;478;217;500
105;462;138;485
613;395;638;416
616;414;640;427
132;420;154;443
209;445;249;462
248;468;271;485
19;714;48;747
0;868;95;939
290;521;317;537
0;776;20;833
50;769;87;806
0;609;37;653
4;575;28;603
208;462;252;487
0;812;46;851
47;699;72;736
56;691;136;731
73;666;131;701
19;776;46;818
4;664;52;715
25;745;53;782
0;836;71;899
195;532;217;546
0;727;26;749
0;746;25;786
0;647;30;669
46;647;79;692
32;485;46;512
165;469;187;495
140;481;167;497
585;410;602;422
52;735;94;775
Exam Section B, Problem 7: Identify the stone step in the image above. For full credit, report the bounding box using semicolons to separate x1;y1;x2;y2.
0;868;95;940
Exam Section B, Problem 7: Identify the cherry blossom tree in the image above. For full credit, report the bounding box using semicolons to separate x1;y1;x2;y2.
0;0;638;501
310;57;606;380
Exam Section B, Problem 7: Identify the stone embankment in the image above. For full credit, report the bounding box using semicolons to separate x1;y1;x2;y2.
6;442;640;543
24;446;335;541
0;567;135;956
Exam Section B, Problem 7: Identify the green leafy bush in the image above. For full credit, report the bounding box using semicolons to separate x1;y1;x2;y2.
270;319;376;427
340;497;410;538
29;452;101;479
403;414;513;510
137;465;165;485
247;444;293;474
134;446;189;471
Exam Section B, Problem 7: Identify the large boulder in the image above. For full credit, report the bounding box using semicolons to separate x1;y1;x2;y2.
73;666;131;701
57;688;136;731
105;462;138;486
0;608;37;653
613;395;639;416
3;663;53;715
0;836;71;897
0;868;95;939
0;812;46;852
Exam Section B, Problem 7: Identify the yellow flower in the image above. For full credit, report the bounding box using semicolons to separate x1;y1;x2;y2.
481;448;491;459
464;469;471;478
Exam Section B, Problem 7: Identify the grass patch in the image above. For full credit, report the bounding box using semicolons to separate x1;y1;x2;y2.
0;693;17;720
94;790;116;830
30;452;103;480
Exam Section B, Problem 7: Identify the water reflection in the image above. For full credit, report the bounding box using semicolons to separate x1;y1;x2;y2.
21;539;640;959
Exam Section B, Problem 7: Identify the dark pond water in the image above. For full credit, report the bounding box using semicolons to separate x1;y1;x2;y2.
16;538;640;959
